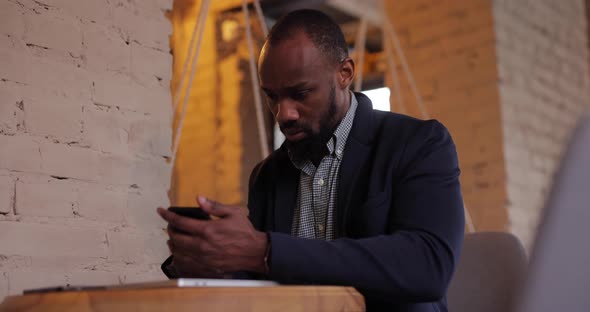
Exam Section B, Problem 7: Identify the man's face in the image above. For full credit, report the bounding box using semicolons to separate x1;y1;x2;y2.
258;31;340;160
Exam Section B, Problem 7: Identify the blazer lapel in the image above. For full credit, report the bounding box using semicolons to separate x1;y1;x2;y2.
336;92;375;237
273;151;299;234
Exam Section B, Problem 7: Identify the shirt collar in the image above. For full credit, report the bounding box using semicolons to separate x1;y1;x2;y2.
328;91;358;161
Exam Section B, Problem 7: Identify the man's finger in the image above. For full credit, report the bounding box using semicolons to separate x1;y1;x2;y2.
168;229;210;253
173;254;223;278
197;196;235;218
157;207;208;236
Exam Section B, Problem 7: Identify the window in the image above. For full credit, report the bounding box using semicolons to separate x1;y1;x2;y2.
362;87;391;112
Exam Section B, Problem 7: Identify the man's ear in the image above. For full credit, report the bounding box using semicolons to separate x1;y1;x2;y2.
338;57;355;89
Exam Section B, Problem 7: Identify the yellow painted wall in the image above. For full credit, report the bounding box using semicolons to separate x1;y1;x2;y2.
169;0;244;206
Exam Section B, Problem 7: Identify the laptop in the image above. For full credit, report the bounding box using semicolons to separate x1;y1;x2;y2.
24;278;279;294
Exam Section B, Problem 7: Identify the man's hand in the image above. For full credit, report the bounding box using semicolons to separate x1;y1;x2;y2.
157;196;268;278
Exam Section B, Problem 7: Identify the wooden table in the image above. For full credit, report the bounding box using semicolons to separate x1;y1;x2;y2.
0;286;365;312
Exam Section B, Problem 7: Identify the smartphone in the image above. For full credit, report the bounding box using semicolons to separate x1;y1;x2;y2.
168;207;211;220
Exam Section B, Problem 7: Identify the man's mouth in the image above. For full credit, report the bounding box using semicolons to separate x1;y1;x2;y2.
283;128;307;141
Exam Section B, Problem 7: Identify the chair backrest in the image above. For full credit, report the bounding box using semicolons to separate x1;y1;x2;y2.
447;232;528;312
516;115;590;312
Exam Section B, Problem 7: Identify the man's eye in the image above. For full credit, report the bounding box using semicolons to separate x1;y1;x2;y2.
292;90;309;101
265;93;278;103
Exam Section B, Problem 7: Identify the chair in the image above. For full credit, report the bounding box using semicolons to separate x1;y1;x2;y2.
515;114;590;312
447;231;528;312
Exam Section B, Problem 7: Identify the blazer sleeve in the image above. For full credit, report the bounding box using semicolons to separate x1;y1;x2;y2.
265;120;465;303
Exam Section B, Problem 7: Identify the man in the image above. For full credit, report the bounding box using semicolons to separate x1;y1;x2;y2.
158;9;465;312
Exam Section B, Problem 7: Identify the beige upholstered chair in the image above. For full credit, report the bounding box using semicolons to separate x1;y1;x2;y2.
447;232;527;312
516;115;590;312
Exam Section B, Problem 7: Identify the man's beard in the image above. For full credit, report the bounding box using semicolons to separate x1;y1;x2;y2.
283;85;337;164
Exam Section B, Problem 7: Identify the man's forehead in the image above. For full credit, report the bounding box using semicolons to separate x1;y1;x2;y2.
262;32;322;63
259;33;330;88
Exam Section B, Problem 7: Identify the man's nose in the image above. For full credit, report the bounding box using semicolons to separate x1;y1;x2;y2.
275;99;299;124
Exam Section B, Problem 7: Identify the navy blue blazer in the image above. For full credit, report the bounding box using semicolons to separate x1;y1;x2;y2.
247;93;465;311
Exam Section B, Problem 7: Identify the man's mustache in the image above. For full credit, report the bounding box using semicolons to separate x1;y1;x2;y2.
279;121;312;135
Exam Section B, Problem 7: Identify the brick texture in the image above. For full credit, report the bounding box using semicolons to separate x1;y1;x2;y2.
23;9;83;54
383;0;590;248
83;21;131;74
0;222;107;258
494;0;590;249
66;271;120;287
0;176;14;214
37;0;112;24
83;106;131;154
130;42;172;88
76;184;127;223
120;266;167;284
106;229;169;265
0;87;19;135
125;189;169;232
15;179;77;217
24;89;84;141
0;1;26;39
0;43;32;84
384;0;509;231
0;0;171;298
0;135;42;173
28;56;93;100
0;272;7;299
7;271;67;295
39;141;102;181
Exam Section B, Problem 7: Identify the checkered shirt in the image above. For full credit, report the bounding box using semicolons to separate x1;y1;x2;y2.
289;92;358;240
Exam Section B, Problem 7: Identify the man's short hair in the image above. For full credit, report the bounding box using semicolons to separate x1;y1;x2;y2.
266;9;349;66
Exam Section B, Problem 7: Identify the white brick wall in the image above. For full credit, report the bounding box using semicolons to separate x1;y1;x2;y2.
6;272;67;295
130;42;172;87
494;0;590;249
84;21;131;74
0;176;13;214
0;87;19;135
0;272;7;299
39;141;103;181
106;229;169;265
77;184;127;223
83;106;130;153
0;136;42;173
24;89;84;140
0;0;172;299
15;179;78;217
24;9;84;54
0;223;107;257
